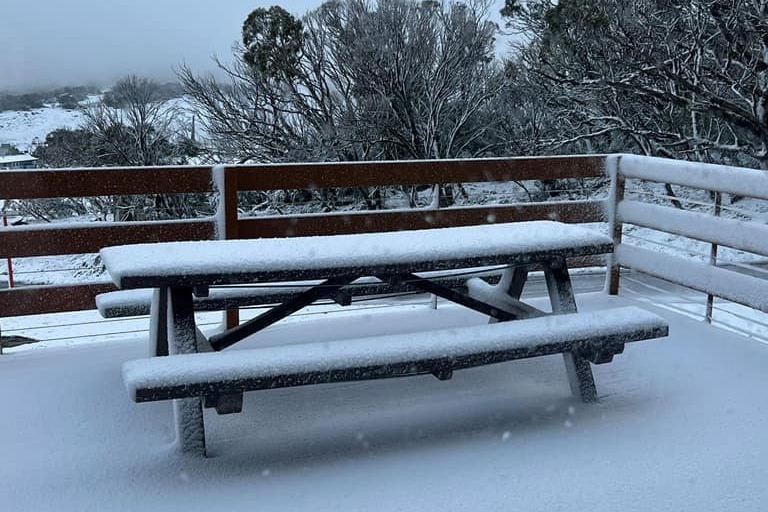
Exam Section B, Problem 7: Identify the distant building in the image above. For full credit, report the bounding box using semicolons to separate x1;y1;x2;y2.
0;144;17;156
0;154;38;170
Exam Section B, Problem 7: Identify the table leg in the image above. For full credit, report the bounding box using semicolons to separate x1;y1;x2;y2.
391;272;543;320
167;286;207;456
149;287;169;357
543;257;599;403
500;264;529;300
486;265;529;324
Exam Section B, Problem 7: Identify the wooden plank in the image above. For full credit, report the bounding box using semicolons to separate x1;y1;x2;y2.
166;286;207;456
608;157;625;295
0;220;216;258
543;257;578;314
0;166;214;200
209;275;358;351
221;166;240;239
233;156;607;191
236;201;605;239
465;266;534;324
618;155;768;201
96;271;515;319
618;200;768;257
389;272;545;320
0;283;116;317
105;219;614;290
615;244;768;313
220;166;241;329
149;288;169;357
126;307;669;402
112;242;612;290
542;256;599;402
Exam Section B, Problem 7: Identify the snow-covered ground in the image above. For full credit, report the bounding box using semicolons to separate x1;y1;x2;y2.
0;104;84;152
2;111;768;509
0;96;191;153
1;291;767;512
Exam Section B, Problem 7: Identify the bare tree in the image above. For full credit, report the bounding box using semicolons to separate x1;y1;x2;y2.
504;0;768;170
83;75;183;167
322;0;507;160
29;76;205;221
180;0;508;209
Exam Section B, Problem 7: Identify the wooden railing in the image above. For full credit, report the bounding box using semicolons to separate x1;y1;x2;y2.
0;156;608;319
217;157;606;239
607;155;768;316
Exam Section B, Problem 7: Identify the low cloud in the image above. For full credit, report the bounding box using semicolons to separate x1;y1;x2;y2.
1;0;309;92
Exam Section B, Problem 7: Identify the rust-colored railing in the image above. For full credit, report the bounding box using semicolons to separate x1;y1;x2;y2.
218;156;607;239
0;156;608;319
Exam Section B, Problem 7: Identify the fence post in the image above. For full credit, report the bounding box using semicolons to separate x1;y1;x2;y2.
213;165;241;329
606;155;625;295
2;214;13;288
705;191;722;323
429;184;443;310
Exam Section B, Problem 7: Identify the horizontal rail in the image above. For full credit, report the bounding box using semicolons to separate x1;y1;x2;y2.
617;200;768;257
1;156;611;321
237;201;605;238
614;244;768;313
0;166;214;200
618;155;768;201
0;220;217;258
232;156;607;191
0;283;117;317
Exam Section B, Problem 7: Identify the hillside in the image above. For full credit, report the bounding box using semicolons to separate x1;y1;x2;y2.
0;82;186;153
0;104;85;153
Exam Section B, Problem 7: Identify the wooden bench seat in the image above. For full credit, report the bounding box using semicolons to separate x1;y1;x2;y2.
123;305;668;414
96;270;506;318
97;284;333;318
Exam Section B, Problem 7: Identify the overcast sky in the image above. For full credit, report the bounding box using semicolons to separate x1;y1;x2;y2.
2;0;508;93
0;0;313;92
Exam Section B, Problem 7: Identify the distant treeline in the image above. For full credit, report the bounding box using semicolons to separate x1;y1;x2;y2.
0;86;100;112
101;81;184;108
0;82;184;112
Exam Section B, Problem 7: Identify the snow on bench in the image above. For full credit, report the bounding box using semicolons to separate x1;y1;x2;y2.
100;221;613;289
96;285;317;318
109;221;619;455
96;270;508;318
123;306;668;406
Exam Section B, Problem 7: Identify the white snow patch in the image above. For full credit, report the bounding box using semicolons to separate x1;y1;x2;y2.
1;294;768;511
123;306;665;397
0;106;84;152
100;221;612;285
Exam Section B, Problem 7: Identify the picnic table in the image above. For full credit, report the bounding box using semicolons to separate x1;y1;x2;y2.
100;221;668;456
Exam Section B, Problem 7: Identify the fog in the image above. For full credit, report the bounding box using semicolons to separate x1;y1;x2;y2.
0;0;313;92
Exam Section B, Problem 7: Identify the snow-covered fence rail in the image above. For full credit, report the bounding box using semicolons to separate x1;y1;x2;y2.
0;156;607;333
208;156;608;328
215;156;606;239
609;155;768;319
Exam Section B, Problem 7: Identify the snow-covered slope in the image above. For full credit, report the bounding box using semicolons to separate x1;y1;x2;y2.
0;95;190;153
0;105;85;152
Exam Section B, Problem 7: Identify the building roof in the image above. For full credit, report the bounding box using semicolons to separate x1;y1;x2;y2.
0;154;37;165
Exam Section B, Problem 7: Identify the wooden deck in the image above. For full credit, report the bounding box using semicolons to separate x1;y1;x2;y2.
0;292;766;511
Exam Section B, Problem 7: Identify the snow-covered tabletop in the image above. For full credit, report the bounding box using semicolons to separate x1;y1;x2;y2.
100;221;612;289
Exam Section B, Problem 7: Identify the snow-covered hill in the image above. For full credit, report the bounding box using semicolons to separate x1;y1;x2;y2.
0;104;85;152
0;95;191;153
